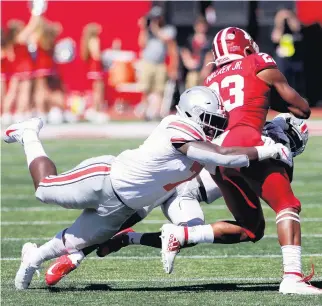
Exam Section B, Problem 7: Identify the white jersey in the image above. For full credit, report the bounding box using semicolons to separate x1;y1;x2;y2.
173;168;222;204
137;168;223;221
110;115;207;210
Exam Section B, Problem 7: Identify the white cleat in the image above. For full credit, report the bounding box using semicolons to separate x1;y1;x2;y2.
160;224;185;274
15;243;40;290
279;276;322;295
3;117;43;144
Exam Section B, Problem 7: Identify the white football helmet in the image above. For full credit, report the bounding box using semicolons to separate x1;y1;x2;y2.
176;86;227;138
272;113;309;157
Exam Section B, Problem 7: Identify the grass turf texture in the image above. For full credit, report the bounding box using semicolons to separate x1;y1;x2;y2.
1;137;322;306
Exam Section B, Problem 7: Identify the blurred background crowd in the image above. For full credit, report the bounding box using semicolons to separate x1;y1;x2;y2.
1;0;322;125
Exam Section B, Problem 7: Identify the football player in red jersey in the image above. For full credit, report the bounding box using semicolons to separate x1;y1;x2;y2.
161;27;321;295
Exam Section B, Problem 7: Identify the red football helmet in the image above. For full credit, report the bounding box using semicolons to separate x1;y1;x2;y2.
212;27;259;66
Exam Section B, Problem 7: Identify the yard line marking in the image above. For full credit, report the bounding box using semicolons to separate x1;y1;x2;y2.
1;195;36;200
1;203;321;212
2;254;322;261
1;207;65;212
2;218;322;226
0;220;165;225
2;234;322;242
2;277;322;285
1;191;320;201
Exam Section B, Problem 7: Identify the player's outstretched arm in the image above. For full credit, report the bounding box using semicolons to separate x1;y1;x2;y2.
257;68;311;119
178;141;292;168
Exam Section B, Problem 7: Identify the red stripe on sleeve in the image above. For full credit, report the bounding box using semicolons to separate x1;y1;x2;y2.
170;137;188;143
41;165;111;184
169;122;204;141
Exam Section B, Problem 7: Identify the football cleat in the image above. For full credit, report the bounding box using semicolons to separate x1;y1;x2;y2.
45;252;83;286
279;277;322;295
96;228;134;257
160;224;185;274
3;117;43;144
15;242;40;290
279;268;322;295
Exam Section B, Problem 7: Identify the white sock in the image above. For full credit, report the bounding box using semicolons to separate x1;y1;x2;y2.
281;245;302;279
31;231;68;267
186;225;214;244
67;251;84;266
128;232;143;245
23;129;48;167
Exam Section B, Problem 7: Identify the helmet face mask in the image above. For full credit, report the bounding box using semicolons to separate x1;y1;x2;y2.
284;118;308;157
199;111;227;138
176;86;227;138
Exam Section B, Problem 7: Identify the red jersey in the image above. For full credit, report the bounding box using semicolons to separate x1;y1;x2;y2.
204;53;277;134
1;56;11;81
12;44;34;79
34;45;55;78
87;56;104;80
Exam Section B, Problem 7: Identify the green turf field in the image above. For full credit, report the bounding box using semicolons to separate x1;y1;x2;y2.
1;137;322;306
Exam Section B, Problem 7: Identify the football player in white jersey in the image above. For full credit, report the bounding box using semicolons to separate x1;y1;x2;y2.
44;114;304;286
4;86;292;290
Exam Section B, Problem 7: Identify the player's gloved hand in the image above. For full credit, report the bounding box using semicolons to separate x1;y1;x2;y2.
270;143;293;167
255;143;293;167
31;0;47;16
261;135;276;146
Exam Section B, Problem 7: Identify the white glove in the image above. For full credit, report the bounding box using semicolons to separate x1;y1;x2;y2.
31;0;47;16
271;143;293;167
261;135;276;146
255;143;293;167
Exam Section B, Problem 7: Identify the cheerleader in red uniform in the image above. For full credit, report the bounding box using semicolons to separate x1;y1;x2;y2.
32;19;65;123
1;15;42;124
1;29;10;112
80;23;109;123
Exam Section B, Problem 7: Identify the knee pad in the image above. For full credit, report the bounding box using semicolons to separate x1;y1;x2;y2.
276;198;301;214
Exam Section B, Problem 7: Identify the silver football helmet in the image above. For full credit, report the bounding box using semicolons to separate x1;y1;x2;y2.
271;113;309;157
176;86;227;138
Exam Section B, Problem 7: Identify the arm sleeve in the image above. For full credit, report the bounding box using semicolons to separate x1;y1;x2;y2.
186;146;250;168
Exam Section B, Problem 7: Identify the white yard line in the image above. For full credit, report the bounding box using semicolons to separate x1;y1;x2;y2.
1;121;321;140
1;203;321;212
2;218;322;226
1;206;65;212
3;277;322;285
2;191;321;201
2;254;322;261
2;233;322;242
